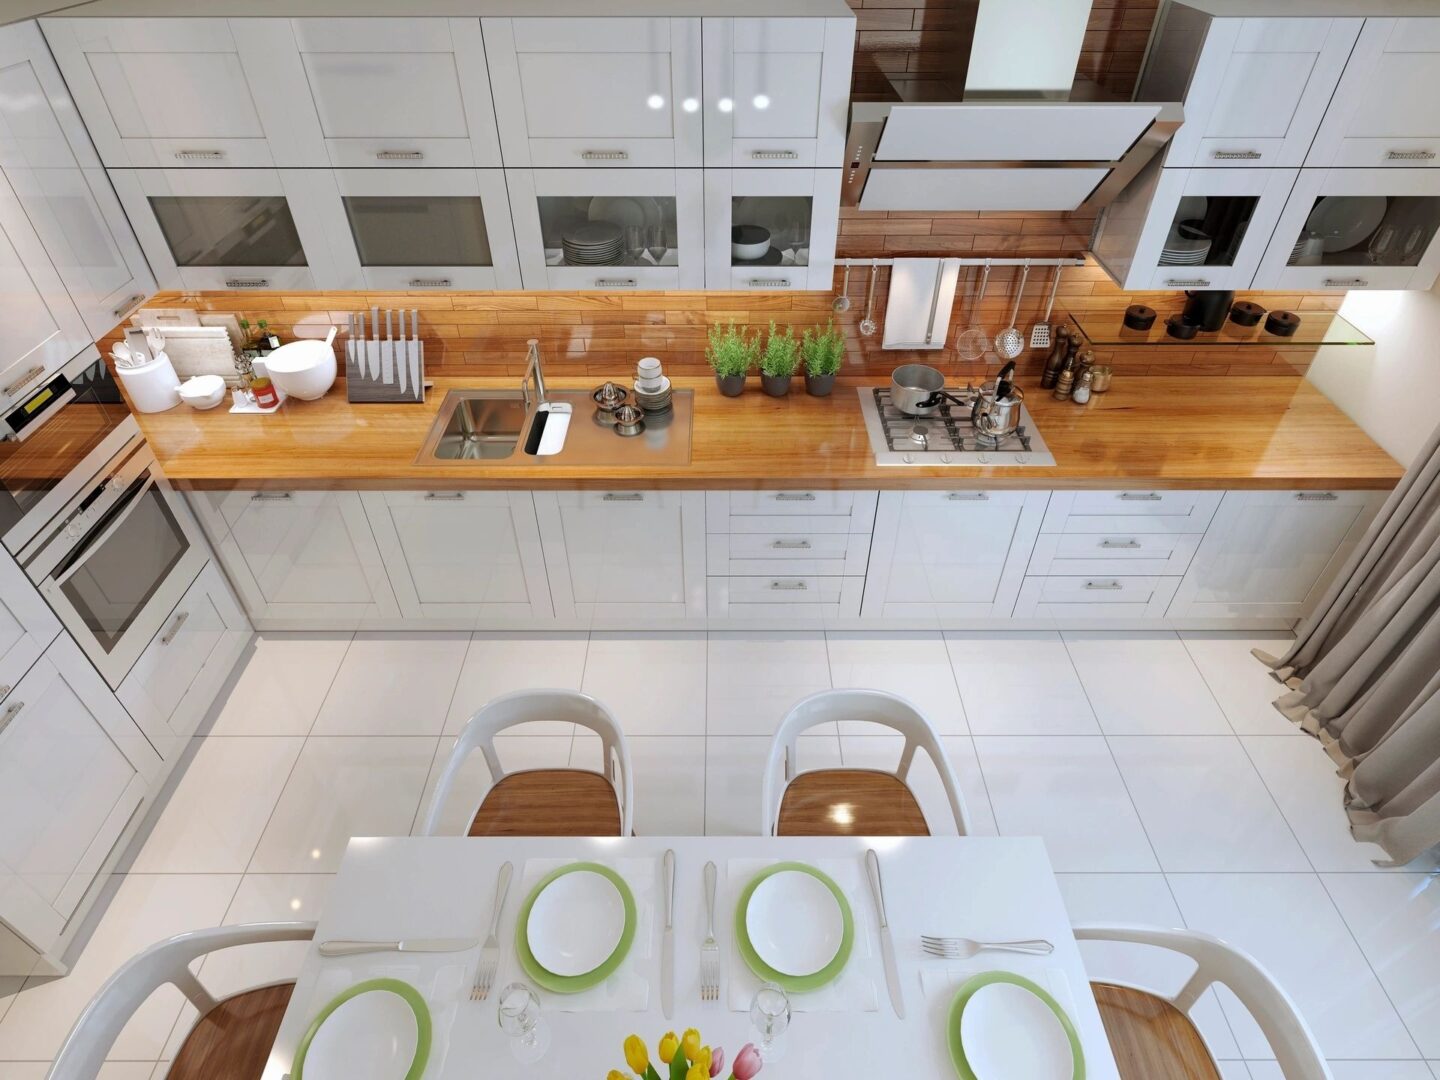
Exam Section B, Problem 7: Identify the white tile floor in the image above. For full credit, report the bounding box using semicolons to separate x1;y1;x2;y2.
2;628;1437;1078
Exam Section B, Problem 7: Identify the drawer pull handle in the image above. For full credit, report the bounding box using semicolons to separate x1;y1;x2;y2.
0;699;23;736
112;293;146;319
1386;149;1436;161
1099;539;1142;549
1322;277;1368;288
224;278;270;289
408;278;451;288
751;150;799;160
769;580;808;591
424;492;465;501
3;365;45;398
160;610;190;645
376;150;424;160
771;539;811;549
1083;580;1124;591
250;492;294;501
748;278;791;287
174;149;224;161
602;492;644;502
773;492;816;502
595;278;638;288
946;492;989;501
581;150;629;161
1211;149;1262;160
1118;492;1162;501
1294;492;1338;502
1163;278;1210;287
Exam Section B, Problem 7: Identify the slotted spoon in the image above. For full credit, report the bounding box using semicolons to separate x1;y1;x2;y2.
1030;266;1063;350
955;260;991;360
994;261;1030;361
833;263;852;313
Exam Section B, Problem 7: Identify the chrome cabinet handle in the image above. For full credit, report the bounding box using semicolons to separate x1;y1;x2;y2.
113;293;146;319
769;580;808;591
424;492;464;501
1118;492;1162;501
1386;149;1436;160
1323;277;1368;288
770;539;811;549
946;492;988;501
580;150;628;161
773;492;815;502
595;278;638;288
1211;149;1262;160
3;366;45;398
1163;278;1210;287
376;150;424;160
160;611;190;645
225;278;270;289
1099;538;1142;549
0;700;23;737
250;492;294;501
174;149;224;161
409;278;451;288
751;150;799;160
748;278;790;287
1083;580;1123;591
602;492;644;502
1295;492;1339;501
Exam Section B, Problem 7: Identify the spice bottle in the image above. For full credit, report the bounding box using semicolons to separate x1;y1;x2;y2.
1039;322;1073;389
1072;369;1093;404
1074;348;1095;386
250;375;280;409
1053;367;1075;400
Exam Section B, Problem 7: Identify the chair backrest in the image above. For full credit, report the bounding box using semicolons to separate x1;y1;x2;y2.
48;921;315;1080
760;688;972;836
421;688;634;837
1072;923;1332;1080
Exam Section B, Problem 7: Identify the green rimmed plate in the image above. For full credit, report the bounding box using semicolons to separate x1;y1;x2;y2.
516;862;637;993
946;971;1085;1080
734;862;854;992
292;978;431;1080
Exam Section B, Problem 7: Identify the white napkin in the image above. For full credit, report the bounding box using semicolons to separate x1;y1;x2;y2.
919;966;1081;1030
726;857;879;1013
501;856;657;1012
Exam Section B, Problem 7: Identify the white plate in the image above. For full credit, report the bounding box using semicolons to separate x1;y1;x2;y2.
303;988;420;1080
527;870;626;977
961;982;1073;1080
745;870;843;977
590;196;661;232
1305;196;1388;253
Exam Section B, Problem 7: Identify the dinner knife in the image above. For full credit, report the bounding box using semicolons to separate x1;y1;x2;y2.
396;308;409;396
866;848;905;1019
318;937;478;958
661;848;675;1020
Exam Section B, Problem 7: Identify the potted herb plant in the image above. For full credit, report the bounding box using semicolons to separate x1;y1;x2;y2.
801;319;845;396
759;321;799;397
706;320;758;397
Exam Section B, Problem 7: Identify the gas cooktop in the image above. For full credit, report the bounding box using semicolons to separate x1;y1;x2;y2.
857;387;1056;467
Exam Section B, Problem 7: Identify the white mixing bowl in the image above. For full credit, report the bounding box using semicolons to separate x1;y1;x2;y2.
263;327;338;400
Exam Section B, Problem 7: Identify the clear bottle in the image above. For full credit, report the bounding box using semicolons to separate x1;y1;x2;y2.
1072;369;1093;404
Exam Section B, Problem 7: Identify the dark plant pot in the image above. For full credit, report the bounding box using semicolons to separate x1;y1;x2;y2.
805;372;837;397
715;373;746;397
761;373;792;397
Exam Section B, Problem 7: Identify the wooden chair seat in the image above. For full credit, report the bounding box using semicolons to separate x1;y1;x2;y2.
1093;982;1222;1080
468;769;622;837
776;769;930;836
169;982;294;1080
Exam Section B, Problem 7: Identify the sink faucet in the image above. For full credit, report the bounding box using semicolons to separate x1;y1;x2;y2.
521;337;547;409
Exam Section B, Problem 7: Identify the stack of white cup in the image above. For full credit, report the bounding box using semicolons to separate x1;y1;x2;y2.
632;356;673;412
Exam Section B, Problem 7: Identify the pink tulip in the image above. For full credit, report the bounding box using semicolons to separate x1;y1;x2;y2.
731;1043;762;1080
709;1047;725;1078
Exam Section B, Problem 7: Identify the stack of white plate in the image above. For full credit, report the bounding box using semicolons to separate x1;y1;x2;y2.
633;355;673;412
1159;234;1212;265
562;221;624;266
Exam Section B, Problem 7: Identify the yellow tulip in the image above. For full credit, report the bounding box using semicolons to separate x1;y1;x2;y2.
624;1034;649;1075
692;1046;711;1074
608;1072;628;1080
686;1063;709;1080
658;1031;679;1064
680;1028;703;1062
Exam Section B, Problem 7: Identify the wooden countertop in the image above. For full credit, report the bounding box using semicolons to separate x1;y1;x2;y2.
135;375;1404;491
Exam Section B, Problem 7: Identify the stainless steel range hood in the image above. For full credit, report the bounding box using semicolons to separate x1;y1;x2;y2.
842;0;1181;213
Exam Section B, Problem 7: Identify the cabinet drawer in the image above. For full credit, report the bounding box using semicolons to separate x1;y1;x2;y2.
707;531;868;576
1028;533;1201;576
1042;490;1221;533
1013;575;1180;619
711;490;872;519
556;491;689;510
707;575;863;619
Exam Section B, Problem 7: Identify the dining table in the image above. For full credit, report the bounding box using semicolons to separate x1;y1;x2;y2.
262;835;1122;1079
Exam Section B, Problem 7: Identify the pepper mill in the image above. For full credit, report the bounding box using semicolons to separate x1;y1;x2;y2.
1053;367;1075;401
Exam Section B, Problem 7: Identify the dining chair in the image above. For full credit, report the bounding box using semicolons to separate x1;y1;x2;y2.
48;922;315;1080
1073;924;1332;1080
761;688;972;837
421;688;634;837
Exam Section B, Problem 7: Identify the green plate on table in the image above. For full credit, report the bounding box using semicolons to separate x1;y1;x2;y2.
734;861;854;993
292;978;431;1080
946;971;1085;1080
516;861;636;993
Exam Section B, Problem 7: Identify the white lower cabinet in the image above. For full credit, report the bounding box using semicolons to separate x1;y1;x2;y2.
0;547;60;703
361;491;551;623
116;563;250;760
1014;575;1181;620
1168;489;1383;620
0;634;160;959
862;491;1048;619
534;491;706;623
190;489;399;628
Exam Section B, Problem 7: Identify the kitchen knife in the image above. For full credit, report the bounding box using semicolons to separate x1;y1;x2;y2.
369;305;380;381
410;309;421;400
382;308;394;385
866;848;905;1019
396;308;408;396
356;311;366;379
661;848;675;1019
318;937;477;958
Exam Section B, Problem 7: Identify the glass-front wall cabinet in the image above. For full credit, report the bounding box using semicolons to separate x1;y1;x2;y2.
705;168;839;289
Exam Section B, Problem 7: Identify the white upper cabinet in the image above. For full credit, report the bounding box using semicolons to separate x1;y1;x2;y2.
484;17;703;168
1152;14;1360;169
1307;17;1440;167
0;22;153;339
701;17;853;168
288;18;502;168
704;167;840;290
41;18;323;168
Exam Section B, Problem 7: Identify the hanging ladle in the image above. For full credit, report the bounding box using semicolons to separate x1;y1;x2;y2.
833;263;852;313
859;260;879;336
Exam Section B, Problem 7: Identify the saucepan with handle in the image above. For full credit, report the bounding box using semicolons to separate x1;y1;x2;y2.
890;364;972;418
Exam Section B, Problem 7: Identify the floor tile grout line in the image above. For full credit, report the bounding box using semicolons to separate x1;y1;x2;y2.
1232;734;1322;876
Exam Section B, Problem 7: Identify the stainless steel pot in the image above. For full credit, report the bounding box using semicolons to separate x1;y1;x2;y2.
890;364;947;416
972;383;1025;440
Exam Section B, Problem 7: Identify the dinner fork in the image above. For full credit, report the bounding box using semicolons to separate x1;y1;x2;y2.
921;935;1054;959
700;861;719;1005
471;861;513;1001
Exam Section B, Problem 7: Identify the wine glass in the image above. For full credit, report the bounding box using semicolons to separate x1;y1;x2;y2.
625;224;645;265
646;224;668;265
749;982;791;1062
497;982;549;1063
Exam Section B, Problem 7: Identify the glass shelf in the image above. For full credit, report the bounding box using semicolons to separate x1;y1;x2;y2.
1063;307;1374;348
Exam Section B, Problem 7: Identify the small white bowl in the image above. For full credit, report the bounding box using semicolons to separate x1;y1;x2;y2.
731;225;771;261
177;374;226;410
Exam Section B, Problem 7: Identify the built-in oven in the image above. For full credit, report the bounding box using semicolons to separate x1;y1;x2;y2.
15;432;207;689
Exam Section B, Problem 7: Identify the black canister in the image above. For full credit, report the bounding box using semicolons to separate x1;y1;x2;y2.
1265;310;1301;337
1230;301;1265;327
1124;304;1157;331
1182;290;1236;332
1165;314;1199;340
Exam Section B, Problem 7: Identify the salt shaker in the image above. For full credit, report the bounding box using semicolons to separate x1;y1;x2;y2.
1072;369;1093;404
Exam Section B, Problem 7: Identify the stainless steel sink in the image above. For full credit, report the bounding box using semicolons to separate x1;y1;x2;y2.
416;388;693;466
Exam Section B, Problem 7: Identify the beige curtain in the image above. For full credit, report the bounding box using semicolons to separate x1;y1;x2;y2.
1254;420;1440;866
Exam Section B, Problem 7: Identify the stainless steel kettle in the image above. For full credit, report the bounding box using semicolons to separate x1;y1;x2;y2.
971;361;1023;439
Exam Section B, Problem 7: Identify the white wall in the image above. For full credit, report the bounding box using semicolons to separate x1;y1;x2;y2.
1306;279;1440;469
